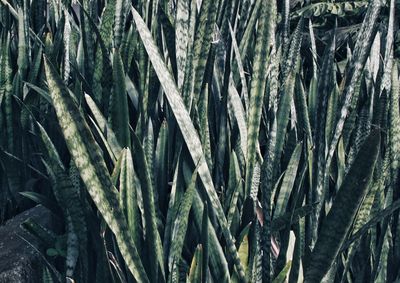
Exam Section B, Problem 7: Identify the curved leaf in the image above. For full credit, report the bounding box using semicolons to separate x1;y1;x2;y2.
43;57;149;283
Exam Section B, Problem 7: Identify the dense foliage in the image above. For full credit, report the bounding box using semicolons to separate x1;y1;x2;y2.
0;0;399;282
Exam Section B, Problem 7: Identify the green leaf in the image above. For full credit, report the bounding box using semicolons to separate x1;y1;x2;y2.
114;0;125;49
99;0;116;49
188;245;203;282
1;36;13;153
84;94;122;160
389;62;400;184
231;234;250;282
324;0;383;220
228;79;248;163
19;192;60;215
312;28;337;244
245;0;276;197
192;191;230;281
21;218;57;245
294;75;312;143
293;2;369;19
341;197;400;253
198;84;212;170
109;49;130;148
201;203;209;283
131;132;165;281
181;0;218;109
155;121;169;213
175;0;190;88
130;6;246;279
305;130;380;282
43;57;149;283
272;261;292;283
273;143;302;220
119;148;141;251
17;7;28;78
168;167;198;276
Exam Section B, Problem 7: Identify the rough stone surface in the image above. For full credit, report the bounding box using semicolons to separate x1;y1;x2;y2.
0;205;58;283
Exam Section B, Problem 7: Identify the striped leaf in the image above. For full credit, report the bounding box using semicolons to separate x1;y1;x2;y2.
389;62;400;185
188;245;203;282
175;0;190;88
273;143;302;220
323;0;383;217
43;57;149;283
84;94;122;160
17;7;28;78
305;130;380;282
312;29;337;244
109;49;130;148
168;167;198;275
130;7;246;279
245;0;276;197
131;132;165;281
1;36;13;152
114;0;125;49
119;148;141;251
182;0;218;109
272;261;292;283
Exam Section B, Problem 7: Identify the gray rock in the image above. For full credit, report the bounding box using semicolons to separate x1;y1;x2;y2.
0;205;58;283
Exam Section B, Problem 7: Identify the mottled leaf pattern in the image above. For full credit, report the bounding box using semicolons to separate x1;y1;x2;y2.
1;1;398;282
44;57;149;283
305;130;380;282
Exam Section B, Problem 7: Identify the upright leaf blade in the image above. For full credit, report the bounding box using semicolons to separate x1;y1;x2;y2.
245;0;276;197
43;57;149;283
305;130;380;282
130;7;246;280
109;49;130;148
273;143;302;220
